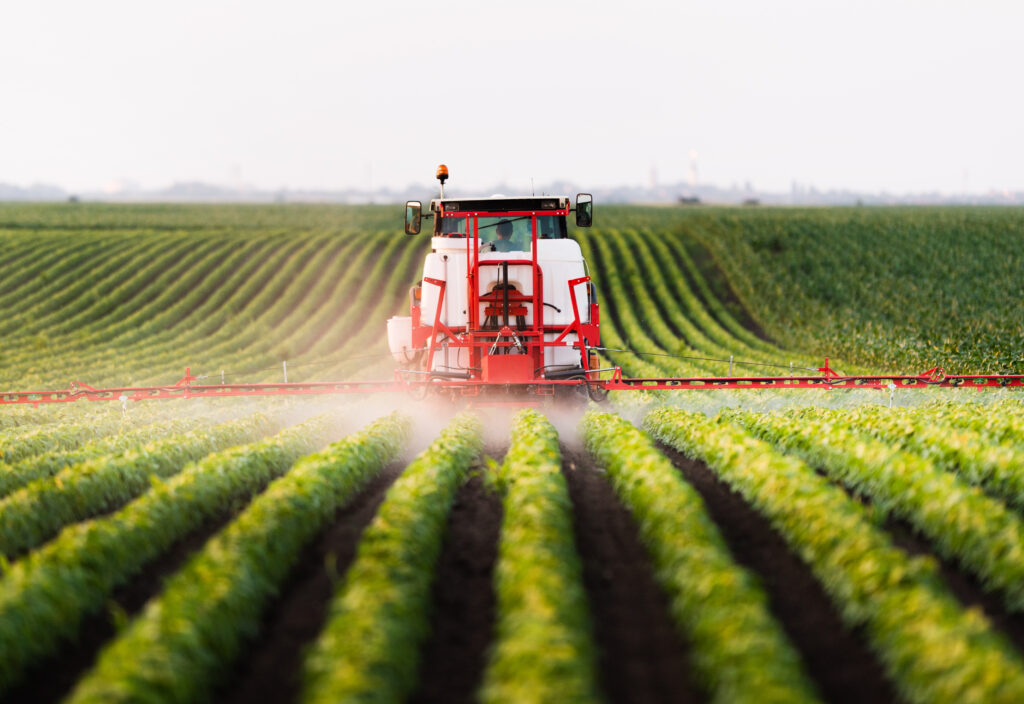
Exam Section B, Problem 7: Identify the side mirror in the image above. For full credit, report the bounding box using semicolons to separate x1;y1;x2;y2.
404;201;422;235
575;193;593;227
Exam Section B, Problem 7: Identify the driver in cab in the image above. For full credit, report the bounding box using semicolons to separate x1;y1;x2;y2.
494;220;516;252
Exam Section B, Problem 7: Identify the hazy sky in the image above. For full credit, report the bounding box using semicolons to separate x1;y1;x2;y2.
2;1;1022;195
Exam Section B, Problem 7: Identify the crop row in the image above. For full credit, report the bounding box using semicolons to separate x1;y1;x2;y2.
682;207;1024;373
0;233;160;337
730;408;1024;611
0;223;427;390
0;411;280;557
302;412;481;703
95;232;355;386
13;231;292;375
903;398;1024;446
0;232;126;315
0;402;184;464
67;412;410;703
812;403;1024;510
0;413;336;694
2;234;265;379
482;409;600;703
645;406;1024;703
0;413;209;498
581;410;818;703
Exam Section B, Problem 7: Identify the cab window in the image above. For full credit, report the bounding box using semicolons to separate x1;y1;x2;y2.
536;215;566;239
478;216;530;250
438;214;468;237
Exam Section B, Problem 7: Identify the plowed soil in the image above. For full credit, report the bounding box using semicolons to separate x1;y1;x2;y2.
658;443;898;704
7;507;241;704
409;473;502;704
884;516;1024;653
562;448;702;704
220;463;404;703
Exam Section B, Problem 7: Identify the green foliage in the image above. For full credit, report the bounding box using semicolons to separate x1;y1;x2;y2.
680;207;1024;373
580;410;818;704
907;398;1024;446
301;412;482;704
0;415;332;695
825;402;1024;510
481;409;600;704
0;412;279;557
0;412;131;464
0;414;210;498
729;407;1024;611
0;202;1021;698
0;204;429;389
644;406;1024;703
67;412;410;704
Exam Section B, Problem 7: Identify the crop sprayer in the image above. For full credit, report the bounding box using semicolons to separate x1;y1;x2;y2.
2;165;1022;407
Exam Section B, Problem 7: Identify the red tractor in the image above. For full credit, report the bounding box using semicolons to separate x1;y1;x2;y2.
388;165;607;400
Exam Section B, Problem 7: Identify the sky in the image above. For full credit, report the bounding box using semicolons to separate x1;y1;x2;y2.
2;0;1022;195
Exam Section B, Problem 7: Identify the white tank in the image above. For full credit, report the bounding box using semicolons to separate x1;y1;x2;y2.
386;316;413;363
418;237;588;372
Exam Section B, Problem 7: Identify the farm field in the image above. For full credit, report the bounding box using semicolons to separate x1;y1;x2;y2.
0;203;1023;703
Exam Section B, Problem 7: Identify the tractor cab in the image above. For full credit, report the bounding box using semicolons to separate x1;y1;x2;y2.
389;166;599;398
431;197;571;247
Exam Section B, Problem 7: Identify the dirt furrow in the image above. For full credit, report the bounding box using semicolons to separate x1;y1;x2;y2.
658;443;898;704
562;448;702;704
6;508;240;703
884;517;1024;654
219;463;404;703
408;473;502;704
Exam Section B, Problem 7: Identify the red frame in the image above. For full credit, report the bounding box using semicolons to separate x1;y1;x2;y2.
410;206;599;385
1;363;1020;407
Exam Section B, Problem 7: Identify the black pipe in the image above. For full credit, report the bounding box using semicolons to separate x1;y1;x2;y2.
502;261;510;329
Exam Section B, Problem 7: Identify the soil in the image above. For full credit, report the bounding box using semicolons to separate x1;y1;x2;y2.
16;436;1010;704
408;473;502;704
657;443;899;704
5;506;240;704
809;466;1024;655
219;463;404;703
884;517;1024;653
562;448;703;704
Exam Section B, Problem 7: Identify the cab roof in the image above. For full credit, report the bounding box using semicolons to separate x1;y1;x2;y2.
430;196;569;213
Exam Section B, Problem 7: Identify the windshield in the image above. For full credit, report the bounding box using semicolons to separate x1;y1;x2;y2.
478;216;530;250
438;213;567;244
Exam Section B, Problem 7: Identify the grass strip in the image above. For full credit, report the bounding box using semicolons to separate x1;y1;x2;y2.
0;414;336;695
301;412;482;704
730;407;1024;611
480;409;601;704
0;412;279;557
580;410;818;704
646;406;1024;704
66;412;410;704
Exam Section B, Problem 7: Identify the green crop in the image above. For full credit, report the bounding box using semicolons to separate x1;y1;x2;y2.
481;409;601;704
0;412;279;557
581;410;818;704
645;405;1024;704
67;412;410;704
301;412;482;704
730;407;1024;611
0;414;334;694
